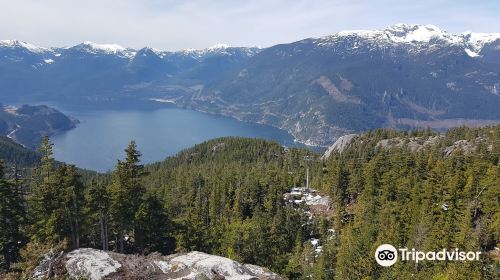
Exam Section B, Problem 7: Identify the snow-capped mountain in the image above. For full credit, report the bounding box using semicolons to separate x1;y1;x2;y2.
0;39;260;67
193;24;500;145
313;24;500;57
0;39;260;101
1;24;499;146
0;39;53;54
67;41;137;58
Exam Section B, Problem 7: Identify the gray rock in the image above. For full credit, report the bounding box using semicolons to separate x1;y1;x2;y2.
322;134;358;159
376;135;443;152
32;248;283;280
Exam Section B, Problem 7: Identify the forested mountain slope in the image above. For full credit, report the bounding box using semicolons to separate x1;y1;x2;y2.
0;136;40;167
142;137;316;273
1;127;499;279
317;126;499;279
0;104;78;148
140;127;499;279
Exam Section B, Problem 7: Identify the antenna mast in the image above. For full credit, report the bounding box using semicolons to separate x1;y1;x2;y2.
304;155;314;191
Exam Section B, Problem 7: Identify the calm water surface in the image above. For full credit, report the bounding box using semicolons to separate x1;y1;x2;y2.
51;107;299;172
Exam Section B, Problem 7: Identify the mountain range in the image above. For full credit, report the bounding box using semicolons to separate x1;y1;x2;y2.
1;24;499;146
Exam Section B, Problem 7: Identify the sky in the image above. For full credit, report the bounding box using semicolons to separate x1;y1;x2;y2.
0;0;499;51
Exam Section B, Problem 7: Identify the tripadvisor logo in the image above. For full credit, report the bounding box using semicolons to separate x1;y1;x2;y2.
375;244;398;267
375;244;481;267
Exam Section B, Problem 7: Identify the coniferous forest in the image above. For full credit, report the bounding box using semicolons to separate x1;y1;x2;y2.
0;125;499;279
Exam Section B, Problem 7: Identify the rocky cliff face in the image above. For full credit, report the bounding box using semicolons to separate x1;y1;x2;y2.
32;248;283;280
322;134;358;158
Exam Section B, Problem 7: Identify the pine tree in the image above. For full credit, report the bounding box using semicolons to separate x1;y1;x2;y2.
335;157;380;279
285;239;305;279
134;195;174;254
28;136;59;242
87;178;110;251
479;165;500;247
61;164;84;249
109;141;146;253
0;161;25;271
38;136;54;184
30;162;85;248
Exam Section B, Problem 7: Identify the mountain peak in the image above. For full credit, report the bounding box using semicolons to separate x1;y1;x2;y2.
0;39;52;53
69;41;136;58
207;43;230;50
80;41;127;53
383;23;462;44
387;23;442;32
138;46;163;54
335;23;457;44
316;24;500;57
462;31;500;52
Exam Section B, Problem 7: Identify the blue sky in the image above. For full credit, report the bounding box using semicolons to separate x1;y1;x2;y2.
0;0;498;50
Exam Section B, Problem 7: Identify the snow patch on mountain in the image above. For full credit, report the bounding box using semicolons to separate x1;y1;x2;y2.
175;44;260;59
333;24;459;45
82;41;126;53
0;39;260;61
208;43;230;50
0;39;52;53
69;41;136;58
385;24;461;44
464;48;480;58
463;32;500;52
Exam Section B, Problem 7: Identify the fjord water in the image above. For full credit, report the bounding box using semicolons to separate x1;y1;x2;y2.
51;107;298;172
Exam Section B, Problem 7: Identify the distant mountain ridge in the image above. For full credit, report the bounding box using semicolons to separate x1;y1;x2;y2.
1;23;500;146
0;39;260;106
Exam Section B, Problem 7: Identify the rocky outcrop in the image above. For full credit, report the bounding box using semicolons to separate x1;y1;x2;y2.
32;248;283;280
375;135;493;156
324;133;494;159
443;138;493;156
375;135;443;152
322;134;357;159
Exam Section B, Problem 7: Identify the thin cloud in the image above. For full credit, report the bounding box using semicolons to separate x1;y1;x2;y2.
0;0;498;50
